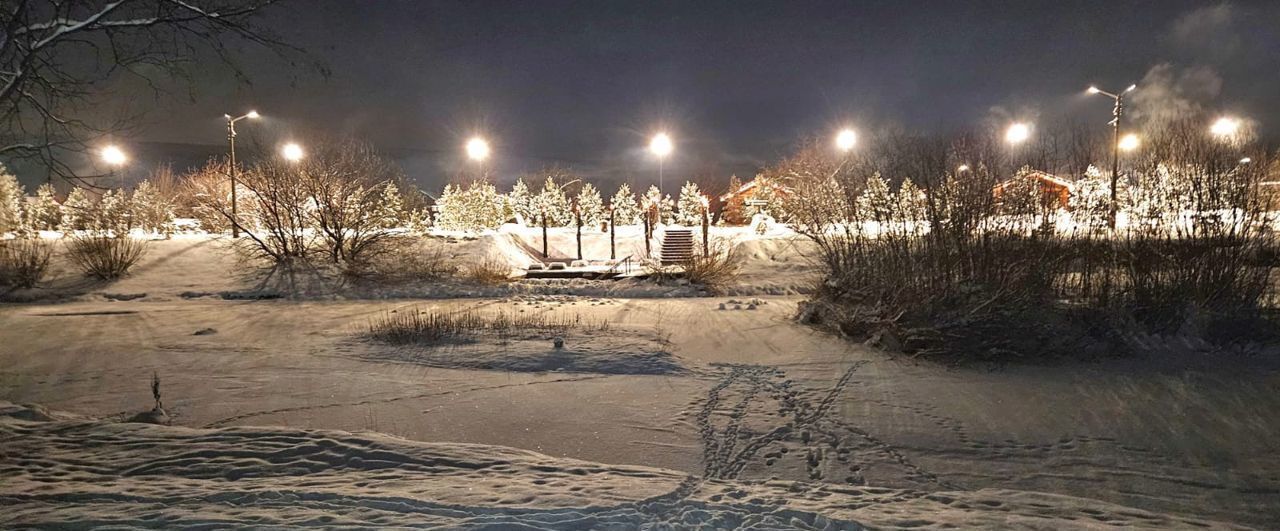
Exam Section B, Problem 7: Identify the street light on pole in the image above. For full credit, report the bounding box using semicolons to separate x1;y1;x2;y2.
1087;83;1136;228
100;145;128;188
224;110;260;238
649;132;672;192
281;143;304;162
466;136;491;179
835;128;857;152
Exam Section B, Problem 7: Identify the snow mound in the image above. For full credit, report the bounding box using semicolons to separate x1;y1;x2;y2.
0;403;1235;530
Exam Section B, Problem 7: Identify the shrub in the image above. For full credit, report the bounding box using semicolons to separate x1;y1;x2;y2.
461;255;513;284
364;308;604;345
0;238;54;288
66;235;147;280
682;243;741;294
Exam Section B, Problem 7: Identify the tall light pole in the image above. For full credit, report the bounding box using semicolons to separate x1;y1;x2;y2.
649;132;672;192
1087;84;1135;228
224;110;260;237
466;136;491;180
100;145;128;188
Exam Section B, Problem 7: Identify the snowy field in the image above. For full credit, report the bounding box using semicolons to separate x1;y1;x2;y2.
2;229;1279;528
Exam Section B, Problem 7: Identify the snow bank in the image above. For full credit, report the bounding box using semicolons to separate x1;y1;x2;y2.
0;402;1235;530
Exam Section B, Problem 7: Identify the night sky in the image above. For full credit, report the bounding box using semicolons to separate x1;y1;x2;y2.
93;0;1280;192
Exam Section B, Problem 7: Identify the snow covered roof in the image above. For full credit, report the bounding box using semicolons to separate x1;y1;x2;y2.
994;170;1074;192
718;176;792;202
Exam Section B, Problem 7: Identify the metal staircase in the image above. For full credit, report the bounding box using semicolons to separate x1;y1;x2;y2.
658;229;694;265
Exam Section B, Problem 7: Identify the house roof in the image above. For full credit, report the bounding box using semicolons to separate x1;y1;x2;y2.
718;176;793;202
994;170;1073;192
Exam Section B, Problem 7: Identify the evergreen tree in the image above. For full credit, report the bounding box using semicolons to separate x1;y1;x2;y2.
674;181;705;226
436;181;505;232
375;182;406;229
720;175;747;225
575;182;605;228
643;185;674;225
896;178;927;224
96;188;130;234
856;173;893;223
25;183;62;231
508;178;538;226
129;180;176;235
61;187;94;231
609;183;640;226
0;166;25;234
536;176;572;227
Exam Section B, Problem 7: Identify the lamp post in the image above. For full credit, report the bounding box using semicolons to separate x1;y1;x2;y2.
281;142;304;162
1087;84;1136;228
100;145;127;188
649;132;672;192
700;195;710;256
224;110;260;237
466;136;490;180
835;129;857;153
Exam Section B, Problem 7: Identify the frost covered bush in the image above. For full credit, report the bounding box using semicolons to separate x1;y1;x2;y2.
0;238;53;288
66;234;147;280
575;183;605;228
783;124;1279;362
680;242;741;294
535;172;574;227
508;178;538;226
25;184;62;232
642;185;674;225
130;180;176;235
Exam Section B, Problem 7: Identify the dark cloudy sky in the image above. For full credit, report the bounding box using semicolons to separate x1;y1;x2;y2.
120;0;1280;192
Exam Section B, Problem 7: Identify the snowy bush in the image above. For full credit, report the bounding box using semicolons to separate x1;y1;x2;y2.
66;234;148;280
674;181;705;226
609;183;640;226
0;238;53;288
94;189;130;235
720;175;748;225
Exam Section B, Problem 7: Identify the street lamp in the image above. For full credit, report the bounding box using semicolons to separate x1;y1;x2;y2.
466;136;490;180
101;145;127;187
835;129;857;152
1087;83;1136;228
649;132;672;191
1118;133;1140;152
1210;117;1241;140
224;110;261;238
1005;123;1031;145
281;143;304;162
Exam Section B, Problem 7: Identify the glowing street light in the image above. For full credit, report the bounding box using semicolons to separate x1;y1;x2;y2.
1005;123;1031;145
957;164;971;173
466;136;490;162
1086;83;1136;229
835;129;857;152
281;143;304;162
1118;133;1140;152
100;145;127;166
649;132;673;191
1210;117;1241;139
224;110;262;238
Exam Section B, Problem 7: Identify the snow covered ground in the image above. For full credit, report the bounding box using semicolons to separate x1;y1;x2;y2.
2;228;1278;528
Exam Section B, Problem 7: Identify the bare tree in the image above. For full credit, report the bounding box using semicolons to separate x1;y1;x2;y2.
0;0;309;185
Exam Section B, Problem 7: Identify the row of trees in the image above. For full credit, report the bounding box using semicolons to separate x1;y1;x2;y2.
0;165;178;237
434;174;713;232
